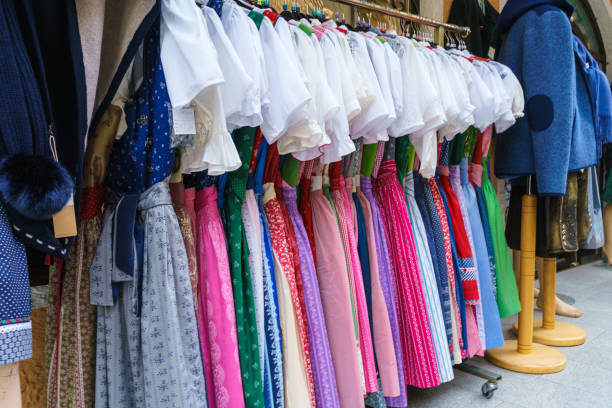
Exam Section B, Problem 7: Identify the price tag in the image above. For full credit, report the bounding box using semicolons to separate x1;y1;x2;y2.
52;194;77;238
172;107;196;135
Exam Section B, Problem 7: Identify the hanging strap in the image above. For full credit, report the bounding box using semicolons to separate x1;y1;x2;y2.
255;138;269;195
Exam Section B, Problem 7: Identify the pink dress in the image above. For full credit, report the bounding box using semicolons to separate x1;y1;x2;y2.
329;165;377;393
310;175;365;408
376;160;440;388
356;186;400;397
196;186;245;408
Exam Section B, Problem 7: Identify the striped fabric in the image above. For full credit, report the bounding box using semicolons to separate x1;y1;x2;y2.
450;164;486;355
404;173;454;383
361;177;408;407
427;177;464;359
376;160;440;388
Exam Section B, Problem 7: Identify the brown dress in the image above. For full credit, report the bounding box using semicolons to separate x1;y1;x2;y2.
45;104;120;408
170;181;199;316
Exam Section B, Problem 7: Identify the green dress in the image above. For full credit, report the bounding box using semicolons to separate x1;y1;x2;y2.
482;156;521;317
223;127;264;406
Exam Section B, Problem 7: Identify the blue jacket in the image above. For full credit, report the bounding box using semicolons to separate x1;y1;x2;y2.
574;36;612;150
494;0;598;196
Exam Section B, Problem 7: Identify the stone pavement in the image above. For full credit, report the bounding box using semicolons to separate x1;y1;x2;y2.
405;262;612;408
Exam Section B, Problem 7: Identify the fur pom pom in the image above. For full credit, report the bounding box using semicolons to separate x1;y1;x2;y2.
0;154;74;220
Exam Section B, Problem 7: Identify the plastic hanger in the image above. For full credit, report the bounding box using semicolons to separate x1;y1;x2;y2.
464;127;478;162
360;142;378;177
281;155;301;187
234;0;254;10
382;138;396;162
449;132;466;166
406;141;416;173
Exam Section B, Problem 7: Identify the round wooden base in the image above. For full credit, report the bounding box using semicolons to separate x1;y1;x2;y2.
485;340;566;374
512;319;586;347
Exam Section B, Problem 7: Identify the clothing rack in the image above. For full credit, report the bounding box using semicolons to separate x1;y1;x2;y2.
330;0;470;35
327;0;502;399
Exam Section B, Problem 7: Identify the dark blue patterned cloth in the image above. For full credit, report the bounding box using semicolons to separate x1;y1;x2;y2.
419;176;453;347
0;203;32;365
252;139;284;408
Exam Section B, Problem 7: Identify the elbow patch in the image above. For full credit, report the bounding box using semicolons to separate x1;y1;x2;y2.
526;94;554;132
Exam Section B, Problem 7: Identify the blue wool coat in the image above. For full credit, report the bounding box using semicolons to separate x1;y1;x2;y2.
495;0;598;196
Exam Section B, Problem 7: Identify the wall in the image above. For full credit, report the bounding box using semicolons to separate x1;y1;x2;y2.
586;0;612;78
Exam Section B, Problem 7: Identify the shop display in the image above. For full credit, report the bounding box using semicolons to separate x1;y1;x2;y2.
1;0;611;407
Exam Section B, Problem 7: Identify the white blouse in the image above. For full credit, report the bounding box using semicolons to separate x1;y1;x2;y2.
257;13;312;144
202;6;260;131
179;84;241;175
318;30;356;164
325;26;364;121
161;0;241;176
347;32;390;143
277;24;326;157
455;55;495;131
289;24;340;161
221;2;268;123
384;41;404;135
365;34;396;130
160;0;223;108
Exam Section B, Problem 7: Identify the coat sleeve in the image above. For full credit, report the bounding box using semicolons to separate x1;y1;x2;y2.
521;9;575;196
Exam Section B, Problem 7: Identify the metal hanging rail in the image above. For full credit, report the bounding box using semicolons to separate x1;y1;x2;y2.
331;0;470;34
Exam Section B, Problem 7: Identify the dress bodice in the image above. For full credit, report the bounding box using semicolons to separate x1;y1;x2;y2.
106;23;174;197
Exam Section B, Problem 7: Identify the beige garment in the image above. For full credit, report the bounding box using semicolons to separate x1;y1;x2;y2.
75;0;156;136
263;187;312;408
0;363;21;408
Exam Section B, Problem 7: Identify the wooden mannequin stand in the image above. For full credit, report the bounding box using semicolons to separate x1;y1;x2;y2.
486;178;567;374
512;257;586;346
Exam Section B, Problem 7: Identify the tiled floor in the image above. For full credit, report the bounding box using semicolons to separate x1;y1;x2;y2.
405;261;612;408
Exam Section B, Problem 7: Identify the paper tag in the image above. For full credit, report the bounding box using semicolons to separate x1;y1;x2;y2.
52;195;77;238
172;107;196;135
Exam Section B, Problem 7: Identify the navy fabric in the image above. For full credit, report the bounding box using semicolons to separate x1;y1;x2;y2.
11;0;87;259
525;94;554;132
0;1;76;257
195;170;217;191
0;0;48;157
22;0;88;212
0;202;32;365
113;194;140;277
106;26;175;196
447;0;499;58
207;0;224;17
353;192;374;349
217;172;228;209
